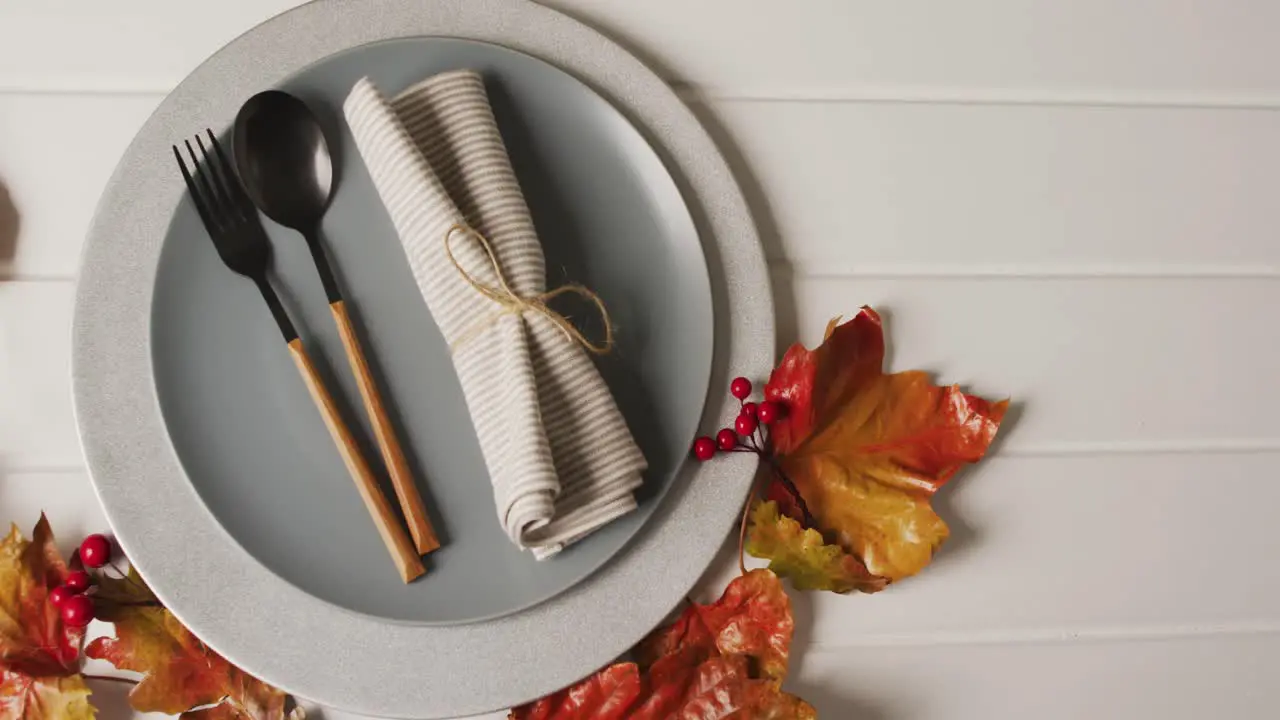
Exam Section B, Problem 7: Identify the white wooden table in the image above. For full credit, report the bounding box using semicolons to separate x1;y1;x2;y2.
3;2;1278;718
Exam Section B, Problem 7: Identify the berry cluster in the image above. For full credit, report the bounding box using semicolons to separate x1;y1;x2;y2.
692;376;786;461
48;533;114;628
691;376;818;535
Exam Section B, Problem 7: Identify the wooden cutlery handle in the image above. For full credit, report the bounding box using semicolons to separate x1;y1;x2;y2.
287;338;425;583
330;300;440;554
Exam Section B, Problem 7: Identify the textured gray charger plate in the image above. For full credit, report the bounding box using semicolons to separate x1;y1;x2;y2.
72;0;772;717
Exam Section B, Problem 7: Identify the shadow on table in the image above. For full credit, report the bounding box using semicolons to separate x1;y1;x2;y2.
82;678;138;719
785;589;889;719
788;680;889;719
0;180;19;266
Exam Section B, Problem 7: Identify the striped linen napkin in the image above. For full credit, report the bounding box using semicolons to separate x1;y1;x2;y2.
343;71;646;559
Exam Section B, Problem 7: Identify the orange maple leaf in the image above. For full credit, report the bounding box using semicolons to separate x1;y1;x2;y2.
752;308;1008;592
0;515;93;720
510;570;815;719
86;568;294;720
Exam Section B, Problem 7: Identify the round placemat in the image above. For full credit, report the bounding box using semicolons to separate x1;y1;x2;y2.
72;0;773;716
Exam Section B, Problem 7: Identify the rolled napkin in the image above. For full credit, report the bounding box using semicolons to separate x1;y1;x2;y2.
343;71;647;558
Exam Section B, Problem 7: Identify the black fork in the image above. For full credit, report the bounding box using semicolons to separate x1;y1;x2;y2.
172;131;424;583
173;131;297;342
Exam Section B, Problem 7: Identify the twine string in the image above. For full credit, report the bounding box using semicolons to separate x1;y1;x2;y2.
444;222;614;355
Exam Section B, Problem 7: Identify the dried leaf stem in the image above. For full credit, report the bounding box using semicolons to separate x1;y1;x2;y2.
82;674;139;686
737;485;757;575
764;458;817;529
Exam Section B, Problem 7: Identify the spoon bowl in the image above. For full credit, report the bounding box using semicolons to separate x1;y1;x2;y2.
233;90;334;233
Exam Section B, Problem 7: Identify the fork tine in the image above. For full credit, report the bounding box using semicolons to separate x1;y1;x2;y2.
185;139;225;232
195;133;241;223
206;129;258;218
173;144;218;233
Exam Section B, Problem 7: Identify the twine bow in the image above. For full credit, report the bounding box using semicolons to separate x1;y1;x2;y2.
444;222;614;355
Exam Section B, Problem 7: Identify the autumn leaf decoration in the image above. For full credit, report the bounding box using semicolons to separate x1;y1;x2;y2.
510;569;814;719
0;515;92;720
739;307;1008;593
514;307;1008;717
0;514;298;720
86;569;300;720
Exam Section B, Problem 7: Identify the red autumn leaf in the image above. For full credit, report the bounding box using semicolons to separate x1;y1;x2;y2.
86;568;292;720
753;308;1008;592
507;664;640;720
653;656;815;720
635;567;792;683
0;514;93;720
510;570;814;719
0;515;84;677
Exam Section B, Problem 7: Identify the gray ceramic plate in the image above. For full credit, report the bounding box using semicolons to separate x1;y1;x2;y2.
154;36;712;626
73;0;773;717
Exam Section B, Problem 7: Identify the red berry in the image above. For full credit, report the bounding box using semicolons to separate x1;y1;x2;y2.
49;585;74;608
735;413;758;436
716;428;738;451
740;402;758;419
79;534;111;569
60;595;94;628
64;571;91;593
693;436;717;461
730;377;752;400
757;401;784;425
